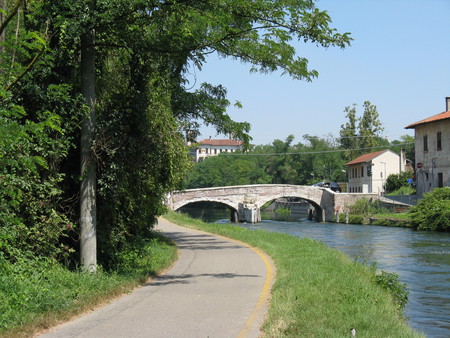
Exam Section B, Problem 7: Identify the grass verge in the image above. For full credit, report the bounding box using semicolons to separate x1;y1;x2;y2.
164;211;424;338
0;233;177;338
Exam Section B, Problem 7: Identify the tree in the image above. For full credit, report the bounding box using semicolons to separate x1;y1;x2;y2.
358;101;384;149
1;1;86;262
339;101;385;160
184;154;270;188
4;0;352;268
339;104;358;160
385;171;414;194
390;135;415;165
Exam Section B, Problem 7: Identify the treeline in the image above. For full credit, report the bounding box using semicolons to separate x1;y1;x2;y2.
0;1;352;270
184;131;414;189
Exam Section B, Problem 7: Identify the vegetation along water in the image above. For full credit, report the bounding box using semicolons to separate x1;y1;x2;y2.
179;205;450;337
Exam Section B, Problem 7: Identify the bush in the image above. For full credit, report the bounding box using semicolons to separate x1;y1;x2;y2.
387;185;416;196
374;271;409;310
348;198;370;216
347;214;364;224
386;172;414;193
409;187;450;231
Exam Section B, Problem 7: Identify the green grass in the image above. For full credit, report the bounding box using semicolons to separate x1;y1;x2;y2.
0;234;177;338
164;211;424;338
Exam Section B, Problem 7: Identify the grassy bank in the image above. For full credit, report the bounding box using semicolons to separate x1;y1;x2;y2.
0;234;177;338
164;211;424;338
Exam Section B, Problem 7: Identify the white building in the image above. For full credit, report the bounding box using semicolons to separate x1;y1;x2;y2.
405;97;450;198
345;149;407;194
193;139;244;162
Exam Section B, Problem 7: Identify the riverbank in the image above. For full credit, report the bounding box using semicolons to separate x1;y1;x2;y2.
164;211;424;337
341;212;414;228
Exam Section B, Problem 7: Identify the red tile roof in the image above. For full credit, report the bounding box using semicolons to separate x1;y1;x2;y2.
198;139;243;146
405;111;450;129
345;150;388;165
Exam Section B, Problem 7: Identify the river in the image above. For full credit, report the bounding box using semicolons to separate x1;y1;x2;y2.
179;205;450;337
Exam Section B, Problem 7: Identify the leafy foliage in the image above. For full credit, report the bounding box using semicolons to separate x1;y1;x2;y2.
374;271;409;310
1;0;353;268
339;101;386;160
410;188;450;231
385;171;415;194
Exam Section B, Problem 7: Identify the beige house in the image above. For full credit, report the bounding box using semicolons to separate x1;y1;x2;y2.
193;139;244;162
405;97;450;198
345;149;407;194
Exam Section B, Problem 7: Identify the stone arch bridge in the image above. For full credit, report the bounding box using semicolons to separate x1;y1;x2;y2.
166;184;379;223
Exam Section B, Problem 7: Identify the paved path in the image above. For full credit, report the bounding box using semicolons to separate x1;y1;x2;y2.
40;218;273;338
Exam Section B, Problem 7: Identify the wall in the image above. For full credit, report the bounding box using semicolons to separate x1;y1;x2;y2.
414;120;450;197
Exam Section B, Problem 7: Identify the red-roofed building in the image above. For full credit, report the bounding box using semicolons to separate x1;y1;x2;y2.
345;149;407;194
405;97;450;197
193;139;244;162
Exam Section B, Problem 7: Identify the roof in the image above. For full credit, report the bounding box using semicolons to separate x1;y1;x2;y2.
405;110;450;129
345;150;389;166
198;139;243;146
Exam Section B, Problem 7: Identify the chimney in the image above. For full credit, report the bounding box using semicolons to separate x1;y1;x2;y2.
446;97;450;111
399;148;406;173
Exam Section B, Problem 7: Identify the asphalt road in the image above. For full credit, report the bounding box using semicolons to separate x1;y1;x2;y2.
39;218;274;338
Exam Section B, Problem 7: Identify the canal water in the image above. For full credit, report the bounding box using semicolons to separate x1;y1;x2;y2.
179;205;450;337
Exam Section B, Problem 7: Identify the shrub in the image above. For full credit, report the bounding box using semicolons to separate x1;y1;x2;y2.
374;271;409;310
409;187;450;231
347;214;364;224
385;171;414;193
348;198;370;216
387;185;416;196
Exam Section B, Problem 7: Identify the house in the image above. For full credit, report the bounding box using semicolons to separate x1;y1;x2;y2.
193;138;244;162
405;97;450;198
345;149;407;194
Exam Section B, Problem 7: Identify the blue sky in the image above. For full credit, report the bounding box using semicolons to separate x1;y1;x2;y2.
192;0;450;145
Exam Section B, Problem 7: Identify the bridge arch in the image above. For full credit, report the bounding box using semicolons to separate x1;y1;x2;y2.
258;195;323;221
167;184;338;223
175;200;239;222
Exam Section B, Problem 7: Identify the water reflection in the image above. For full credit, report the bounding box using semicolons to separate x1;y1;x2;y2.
179;205;450;337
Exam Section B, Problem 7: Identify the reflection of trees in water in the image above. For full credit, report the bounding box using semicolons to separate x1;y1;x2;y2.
179;202;231;223
179;199;315;223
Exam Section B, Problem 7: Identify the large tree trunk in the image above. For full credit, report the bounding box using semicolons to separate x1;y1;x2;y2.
80;30;97;272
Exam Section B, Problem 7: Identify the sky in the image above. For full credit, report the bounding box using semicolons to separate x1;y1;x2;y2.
191;0;450;146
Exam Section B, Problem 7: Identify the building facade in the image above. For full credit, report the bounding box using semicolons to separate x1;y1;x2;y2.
405;98;450;198
193;139;244;162
345;149;407;194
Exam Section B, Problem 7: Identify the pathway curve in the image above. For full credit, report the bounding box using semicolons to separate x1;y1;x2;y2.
39;218;274;338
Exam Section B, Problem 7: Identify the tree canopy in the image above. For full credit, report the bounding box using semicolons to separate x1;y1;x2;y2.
1;0;352;268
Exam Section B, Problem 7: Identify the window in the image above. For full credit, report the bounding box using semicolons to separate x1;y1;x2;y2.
437;132;442;151
361;166;364;177
423;135;428;152
438;173;444;188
